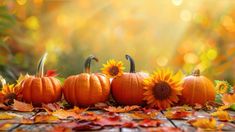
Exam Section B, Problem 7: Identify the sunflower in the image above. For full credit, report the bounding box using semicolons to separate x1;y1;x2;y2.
143;69;183;110
101;59;125;78
0;74;28;103
215;81;230;94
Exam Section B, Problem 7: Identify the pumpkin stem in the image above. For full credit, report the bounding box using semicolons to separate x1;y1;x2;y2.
192;69;200;76
37;53;48;77
125;54;135;73
84;55;99;73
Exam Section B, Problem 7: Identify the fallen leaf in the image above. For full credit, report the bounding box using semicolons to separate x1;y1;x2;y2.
0;103;10;110
103;105;140;113
12;100;34;112
146;127;182;132
0;113;16;120
42;103;61;113
34;114;60;123
49;126;72;132
217;105;231;111
188;117;224;130
211;110;232;122
222;93;235;105
52;109;78;119
138;119;163;127
94;102;108;109
0;122;14;131
122;122;138;128
70;106;88;114
72;122;102;131
128;111;158;120
94;115;122;126
20;118;34;124
165;109;192;120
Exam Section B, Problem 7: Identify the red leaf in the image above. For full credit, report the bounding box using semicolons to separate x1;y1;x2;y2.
138;119;163;127
103;105;140;113
59;121;102;131
45;70;58;77
165;109;193;120
12;100;34;112
122;122;138;128
94;115;123;126
42;103;61;113
147;127;183;132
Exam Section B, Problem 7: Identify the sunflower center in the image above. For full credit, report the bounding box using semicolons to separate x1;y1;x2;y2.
109;66;120;76
153;81;172;100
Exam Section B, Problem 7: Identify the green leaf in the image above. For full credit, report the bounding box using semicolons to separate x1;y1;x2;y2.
230;104;235;111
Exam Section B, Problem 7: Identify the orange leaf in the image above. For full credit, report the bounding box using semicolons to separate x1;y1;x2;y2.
52;109;79;119
138;119;163;127
211;110;232;122
128;111;158;120
188;117;224;130
165;109;192;120
0;113;16;120
42;103;61;113
147;127;182;132
12;100;34;112
94;115;122;126
34;115;60;123
103;105;140;113
222;93;235;105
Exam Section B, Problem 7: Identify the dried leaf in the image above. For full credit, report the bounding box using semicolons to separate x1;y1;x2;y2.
0;103;10;110
59;121;102;131
20;118;34;124
94;115;122;126
128;111;158;120
42;103;61;113
70;106;88;114
222;93;235;105
146;127;182;132
103;105;140;113
188;117;224;130
165;109;192;120
138;119;163;127
12;100;34;112
52;109;78;119
0;113;16;120
211;110;232;122
34;114;60;123
122;122;138;128
45;70;58;77
0;122;14;131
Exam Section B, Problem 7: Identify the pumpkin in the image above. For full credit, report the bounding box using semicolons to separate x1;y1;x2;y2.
21;53;62;106
63;55;110;107
111;55;148;105
181;69;215;105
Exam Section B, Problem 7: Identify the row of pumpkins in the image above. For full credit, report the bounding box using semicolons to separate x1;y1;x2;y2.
20;53;215;107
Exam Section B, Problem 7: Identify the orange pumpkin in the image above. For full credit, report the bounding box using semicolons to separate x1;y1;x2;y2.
63;55;110;107
21;53;62;106
111;55;148;105
181;69;215;105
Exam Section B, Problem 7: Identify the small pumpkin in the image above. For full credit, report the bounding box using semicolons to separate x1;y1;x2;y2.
111;55;148;105
181;69;215;105
63;55;110;107
21;53;62;106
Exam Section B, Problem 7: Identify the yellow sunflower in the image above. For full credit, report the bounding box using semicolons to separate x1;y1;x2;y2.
143;69;183;110
101;59;125;78
215;81;229;94
0;74;28;102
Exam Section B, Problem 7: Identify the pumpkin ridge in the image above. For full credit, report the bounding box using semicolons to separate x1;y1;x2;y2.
201;77;207;104
23;77;33;102
73;76;80;106
96;75;105;101
41;78;46;102
72;76;78;106
49;77;56;102
191;77;196;105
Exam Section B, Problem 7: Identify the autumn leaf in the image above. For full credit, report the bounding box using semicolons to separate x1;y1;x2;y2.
34;114;60;123
0;122;14;131
146;127;182;132
45;70;58;77
58;121;102;131
94;115;123;126
20;118;34;124
165;109;193;120
71;106;88;114
0;103;10;110
211;110;232;122
128;111;158;120
0;113;16;120
222;93;235;105
52;109;78;119
12;100;34;112
103;105;140;113
188;117;224;130
217;105;231;111
42;103;61;113
138;119;163;127
122;122;138;128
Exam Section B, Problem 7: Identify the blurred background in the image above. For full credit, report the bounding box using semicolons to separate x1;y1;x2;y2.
0;0;235;84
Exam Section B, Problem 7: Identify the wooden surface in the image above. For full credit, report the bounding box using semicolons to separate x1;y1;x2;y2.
0;110;235;132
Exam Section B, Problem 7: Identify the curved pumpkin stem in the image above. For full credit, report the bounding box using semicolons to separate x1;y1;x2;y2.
37;53;48;77
125;54;135;73
84;55;98;73
192;69;200;76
